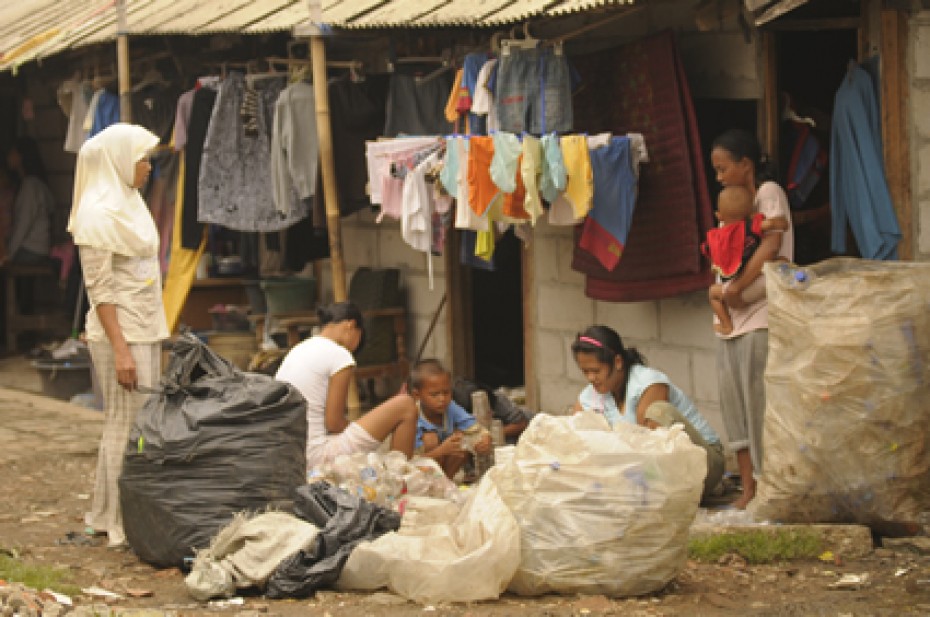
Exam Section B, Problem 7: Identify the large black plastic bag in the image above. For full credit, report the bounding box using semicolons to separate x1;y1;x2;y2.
119;333;308;568
265;483;401;598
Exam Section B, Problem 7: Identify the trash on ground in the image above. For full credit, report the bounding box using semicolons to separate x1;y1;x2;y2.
828;573;870;590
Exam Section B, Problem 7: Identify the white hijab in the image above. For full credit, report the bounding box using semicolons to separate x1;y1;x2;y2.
68;123;160;257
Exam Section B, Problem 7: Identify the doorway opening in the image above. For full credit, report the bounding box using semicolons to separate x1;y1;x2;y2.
469;229;524;388
775;27;858;264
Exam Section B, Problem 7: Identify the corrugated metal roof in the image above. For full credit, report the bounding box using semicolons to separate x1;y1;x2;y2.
0;0;638;72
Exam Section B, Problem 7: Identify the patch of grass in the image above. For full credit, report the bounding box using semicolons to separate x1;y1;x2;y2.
689;528;823;564
0;554;81;596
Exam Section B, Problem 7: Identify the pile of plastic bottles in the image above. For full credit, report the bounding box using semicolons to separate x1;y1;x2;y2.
309;451;459;510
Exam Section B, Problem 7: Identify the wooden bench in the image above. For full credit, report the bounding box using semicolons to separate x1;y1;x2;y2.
2;263;69;352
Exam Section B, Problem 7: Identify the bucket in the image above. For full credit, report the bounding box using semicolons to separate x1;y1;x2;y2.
207;332;258;371
33;360;93;402
260;277;316;315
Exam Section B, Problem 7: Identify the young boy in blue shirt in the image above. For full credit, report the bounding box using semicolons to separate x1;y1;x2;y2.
410;359;491;479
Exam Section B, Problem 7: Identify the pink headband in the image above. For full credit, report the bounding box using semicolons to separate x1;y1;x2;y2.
578;336;603;348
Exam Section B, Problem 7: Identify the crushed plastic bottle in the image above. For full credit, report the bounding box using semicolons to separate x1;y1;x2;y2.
774;262;815;289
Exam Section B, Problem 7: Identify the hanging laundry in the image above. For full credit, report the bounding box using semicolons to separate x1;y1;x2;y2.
199;73;309;232
549;134;593;225
89;90;120;137
578;136;637;272
330;75;388;216
467;136;501;218
384;71;454;137
830;61;900;260
538;132;567;203
132;83;180;144
570;30;714;302
520;135;544;225
270;81;319;216
57;76;92;153
450;137;488;231
180;85;217;250
470;59;499;133
495;47;574;135
173;89;195;152
365;137;441;205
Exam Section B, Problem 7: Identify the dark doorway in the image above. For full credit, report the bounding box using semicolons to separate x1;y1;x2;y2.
470;229;524;388
776;27;858;264
694;98;757;204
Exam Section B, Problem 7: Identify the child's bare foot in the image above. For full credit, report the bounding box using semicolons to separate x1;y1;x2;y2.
714;322;734;335
731;477;756;509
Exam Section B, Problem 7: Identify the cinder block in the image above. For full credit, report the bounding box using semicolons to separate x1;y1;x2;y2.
538;378;581;415
691;350;720;404
537;330;567;377
595;300;660;341
557;236;586;284
918;141;930;196
919;196;930;254
641;346;692;395
915;87;930;139
914;23;930;80
405;272;446;318
534;234;559;283
378;229;421;270
537;283;594;330
563;334;585;382
659;291;717;348
341;224;378;269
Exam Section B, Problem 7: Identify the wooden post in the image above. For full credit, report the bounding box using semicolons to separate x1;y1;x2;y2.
116;0;132;122
302;1;358;415
760;31;778;162
521;230;538;413
880;8;911;260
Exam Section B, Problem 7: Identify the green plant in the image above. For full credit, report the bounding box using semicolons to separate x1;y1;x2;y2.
0;554;80;596
688;528;823;564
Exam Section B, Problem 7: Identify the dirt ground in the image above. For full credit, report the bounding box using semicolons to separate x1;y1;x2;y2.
1;356;929;616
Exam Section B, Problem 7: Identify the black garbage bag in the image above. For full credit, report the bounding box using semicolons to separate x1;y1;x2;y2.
119;333;307;568
265;483;401;598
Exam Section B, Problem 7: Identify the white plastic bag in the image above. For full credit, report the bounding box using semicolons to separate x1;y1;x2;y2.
336;470;520;603
496;412;705;597
757;258;930;528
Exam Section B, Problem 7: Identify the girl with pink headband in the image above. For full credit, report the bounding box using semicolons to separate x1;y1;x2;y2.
571;325;725;501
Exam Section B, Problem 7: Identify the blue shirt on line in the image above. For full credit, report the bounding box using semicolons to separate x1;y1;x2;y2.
578;364;720;445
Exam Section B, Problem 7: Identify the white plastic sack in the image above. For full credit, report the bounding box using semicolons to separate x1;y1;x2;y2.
185;511;319;601
336;470;520;604
757;258;930;528
496;412;706;597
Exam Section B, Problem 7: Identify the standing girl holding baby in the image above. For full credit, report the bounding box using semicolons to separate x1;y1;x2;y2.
710;129;794;509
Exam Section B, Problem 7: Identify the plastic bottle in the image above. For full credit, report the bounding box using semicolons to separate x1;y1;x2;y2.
470;391;494;477
774;262;815;289
491;419;505;447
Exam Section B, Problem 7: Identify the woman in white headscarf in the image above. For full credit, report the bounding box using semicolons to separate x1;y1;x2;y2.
69;123;169;548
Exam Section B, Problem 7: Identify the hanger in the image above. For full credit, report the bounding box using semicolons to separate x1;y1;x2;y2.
501;21;539;56
132;65;170;92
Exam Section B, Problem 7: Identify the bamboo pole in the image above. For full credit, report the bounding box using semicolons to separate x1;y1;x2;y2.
303;1;359;416
116;0;132;122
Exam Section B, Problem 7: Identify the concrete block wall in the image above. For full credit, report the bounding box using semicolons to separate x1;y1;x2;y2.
319;208;452;368
528;224;725;439
913;12;930;257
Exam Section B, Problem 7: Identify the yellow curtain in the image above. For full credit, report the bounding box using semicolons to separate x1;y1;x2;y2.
161;149;206;332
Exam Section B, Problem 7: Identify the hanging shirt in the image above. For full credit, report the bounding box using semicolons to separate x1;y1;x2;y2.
578;136;638;271
467;136;500;218
551;134;593;220
401;151;439;254
538;132;567;203
365;137;440;204
198;73;308;232
489;131;521;193
270;81;320;216
471;59;499;133
8;176;53;259
830;63;901;260
172;89;195;152
520;135;544;225
58;78;93;153
90;91;120;137
453;137;488;231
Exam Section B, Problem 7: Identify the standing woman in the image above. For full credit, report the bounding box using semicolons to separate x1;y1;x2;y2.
69;124;168;547
5;137;54;264
710;129;793;509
